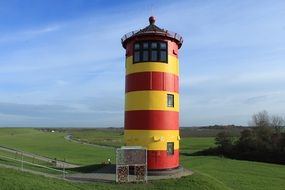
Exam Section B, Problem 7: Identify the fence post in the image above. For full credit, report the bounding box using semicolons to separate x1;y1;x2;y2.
63;158;66;179
21;152;23;171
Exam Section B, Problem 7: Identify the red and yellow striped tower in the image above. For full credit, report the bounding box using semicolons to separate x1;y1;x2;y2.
121;16;183;170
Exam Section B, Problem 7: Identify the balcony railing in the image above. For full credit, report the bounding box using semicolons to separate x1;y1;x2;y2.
121;29;183;45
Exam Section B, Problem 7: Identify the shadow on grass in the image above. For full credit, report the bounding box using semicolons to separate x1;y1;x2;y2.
180;148;221;157
180;152;196;157
66;164;116;174
181;148;285;165
66;164;105;173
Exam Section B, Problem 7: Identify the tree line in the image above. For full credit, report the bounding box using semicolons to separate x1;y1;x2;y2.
198;111;285;164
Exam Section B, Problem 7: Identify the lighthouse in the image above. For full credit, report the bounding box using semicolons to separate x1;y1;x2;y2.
121;16;183;170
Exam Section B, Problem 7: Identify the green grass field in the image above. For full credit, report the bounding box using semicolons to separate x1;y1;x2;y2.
0;128;285;190
0;128;115;165
0;167;230;190
71;129;123;147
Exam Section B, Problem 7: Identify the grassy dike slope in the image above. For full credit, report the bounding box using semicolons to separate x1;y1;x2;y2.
0;128;114;165
0;128;285;190
0;167;229;190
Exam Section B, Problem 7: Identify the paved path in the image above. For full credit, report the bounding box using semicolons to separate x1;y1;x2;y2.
0;146;79;168
64;134;114;149
66;164;193;182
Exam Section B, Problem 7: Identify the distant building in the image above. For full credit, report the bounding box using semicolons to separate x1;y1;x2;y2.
121;16;183;170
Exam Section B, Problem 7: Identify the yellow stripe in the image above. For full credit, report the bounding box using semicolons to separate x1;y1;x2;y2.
126;55;179;76
125;91;179;111
124;130;180;150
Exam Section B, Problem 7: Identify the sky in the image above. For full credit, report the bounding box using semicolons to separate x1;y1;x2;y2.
0;0;284;127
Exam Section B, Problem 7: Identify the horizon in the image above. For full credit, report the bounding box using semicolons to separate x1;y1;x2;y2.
0;124;251;129
0;0;285;127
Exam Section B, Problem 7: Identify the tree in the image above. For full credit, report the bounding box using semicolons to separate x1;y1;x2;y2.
251;110;271;128
200;111;285;164
236;129;256;151
271;115;285;133
215;131;233;152
251;111;273;146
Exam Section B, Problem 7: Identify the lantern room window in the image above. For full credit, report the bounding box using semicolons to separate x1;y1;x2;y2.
133;41;168;63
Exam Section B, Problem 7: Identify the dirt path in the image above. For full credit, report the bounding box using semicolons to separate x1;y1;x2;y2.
0;146;79;168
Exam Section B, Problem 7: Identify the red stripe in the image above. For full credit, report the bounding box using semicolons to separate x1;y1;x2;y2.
126;72;179;93
125;110;179;130
125;38;179;58
147;149;179;170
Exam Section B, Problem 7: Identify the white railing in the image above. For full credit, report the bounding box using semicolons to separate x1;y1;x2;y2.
0;154;68;176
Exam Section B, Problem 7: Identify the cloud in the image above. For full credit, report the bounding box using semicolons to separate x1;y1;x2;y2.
0;102;123;127
244;95;268;105
0;25;61;44
55;80;69;86
0;102;72;117
234;71;285;84
0;0;285;127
